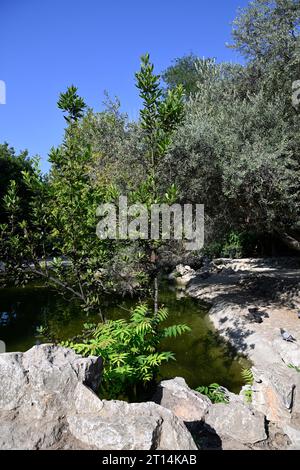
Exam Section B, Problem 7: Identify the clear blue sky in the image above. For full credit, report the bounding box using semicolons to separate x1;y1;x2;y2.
0;0;249;173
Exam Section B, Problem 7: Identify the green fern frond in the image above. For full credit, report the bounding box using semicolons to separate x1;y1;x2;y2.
134;319;153;335
163;324;191;338
154;307;169;323
130;303;149;323
196;383;229;404
241;368;254;385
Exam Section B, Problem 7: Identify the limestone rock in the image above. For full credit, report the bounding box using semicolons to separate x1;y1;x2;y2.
152;377;211;423
204;401;267;445
0;345;196;450
0;352;28;411
252;364;298;424
283;424;300;449
22;343;103;393
68;399;197;450
272;337;300;368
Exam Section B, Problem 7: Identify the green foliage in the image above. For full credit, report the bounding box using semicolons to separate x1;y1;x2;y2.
241;368;254;385
160;0;300;254
0;89;115;303
232;0;300;66
135;53;185;196
0;157;49;287
0;143;36;225
0;54;187;309
162;54;216;96
202;231;261;259
133;53;186;308
57;85;86;123
220;232;243;259
243;388;253;404
63;303;191;398
288;363;300;373
196;383;229;404
241;368;254;404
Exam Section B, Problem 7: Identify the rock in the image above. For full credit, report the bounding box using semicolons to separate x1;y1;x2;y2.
152;377;211;423
221;438;252;450
0;344;103;449
73;383;104;415
266;422;292;450
0;413;67;450
252;364;298;424
0;345;196;450
204;401;267;445
0;352;28;411
68;399;197;450
172;265;196;286
21;343;103;394
283;424;300;449
273;337;300;367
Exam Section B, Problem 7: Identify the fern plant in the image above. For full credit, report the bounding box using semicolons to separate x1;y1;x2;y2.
62;303;191;399
196;383;229;404
241;368;254;404
241;368;254;385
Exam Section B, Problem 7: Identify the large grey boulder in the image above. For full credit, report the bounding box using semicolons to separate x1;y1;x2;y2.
0;344;102;413
68;388;196;450
204;401;267;445
252;363;299;424
153;377;211;423
0;345;196;450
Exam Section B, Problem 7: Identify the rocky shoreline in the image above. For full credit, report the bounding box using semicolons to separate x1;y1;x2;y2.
177;258;300;448
0;344;279;450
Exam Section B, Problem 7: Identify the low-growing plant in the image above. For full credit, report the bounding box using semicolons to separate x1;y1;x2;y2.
243;387;253;404
62;303;191;399
241;368;254;404
195;383;229;404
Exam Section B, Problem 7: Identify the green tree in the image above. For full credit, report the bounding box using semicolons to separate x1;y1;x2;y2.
0;87;115;308
134;53;185;310
162;53;201;96
161;1;300;254
0;143;36;224
232;0;300;66
162;54;223;97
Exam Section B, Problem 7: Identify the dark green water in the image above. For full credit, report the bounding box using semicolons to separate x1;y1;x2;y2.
0;283;249;393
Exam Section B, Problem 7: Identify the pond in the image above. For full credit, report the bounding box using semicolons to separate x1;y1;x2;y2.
0;282;249;393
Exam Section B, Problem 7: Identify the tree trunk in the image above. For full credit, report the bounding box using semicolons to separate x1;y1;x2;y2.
150;249;159;315
154;275;158;315
276;230;300;253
